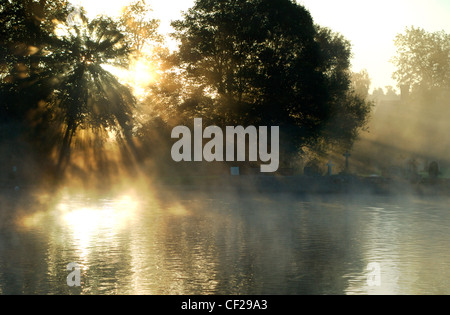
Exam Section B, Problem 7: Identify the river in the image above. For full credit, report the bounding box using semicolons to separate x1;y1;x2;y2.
0;188;449;295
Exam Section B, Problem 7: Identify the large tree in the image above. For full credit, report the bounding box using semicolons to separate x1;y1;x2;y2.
171;0;372;164
0;1;137;180
0;0;71;121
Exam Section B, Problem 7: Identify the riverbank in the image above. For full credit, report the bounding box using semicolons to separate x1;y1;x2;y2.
153;174;450;196
1;174;449;197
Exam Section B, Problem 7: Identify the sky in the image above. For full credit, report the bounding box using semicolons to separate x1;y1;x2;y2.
72;0;450;92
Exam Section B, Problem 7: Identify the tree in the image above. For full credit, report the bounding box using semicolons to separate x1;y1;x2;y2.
0;0;72;121
171;0;372;163
384;86;399;99
351;69;371;99
314;27;372;152
51;16;137;175
172;0;323;151
392;27;450;93
1;2;137;180
371;87;385;99
118;0;162;57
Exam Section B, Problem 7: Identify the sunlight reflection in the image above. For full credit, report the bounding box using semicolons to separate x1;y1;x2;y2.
19;193;139;241
59;195;139;231
57;193;140;264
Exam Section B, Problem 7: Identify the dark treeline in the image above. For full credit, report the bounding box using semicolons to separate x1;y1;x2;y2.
0;0;373;188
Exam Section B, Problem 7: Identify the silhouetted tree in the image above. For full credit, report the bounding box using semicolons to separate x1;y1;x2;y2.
50;16;137;175
171;0;372;164
1;1;137;181
0;0;71;122
314;27;372;153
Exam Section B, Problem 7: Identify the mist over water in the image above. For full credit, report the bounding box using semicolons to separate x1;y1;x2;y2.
1;187;449;295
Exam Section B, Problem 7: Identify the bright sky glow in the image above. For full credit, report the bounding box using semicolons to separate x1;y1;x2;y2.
299;0;450;91
72;0;450;92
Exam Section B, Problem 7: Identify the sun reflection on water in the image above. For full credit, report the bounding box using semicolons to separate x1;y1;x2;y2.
18;192;140;257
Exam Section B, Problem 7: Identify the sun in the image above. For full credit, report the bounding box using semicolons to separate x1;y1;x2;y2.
127;58;159;99
68;0;171;100
101;57;159;100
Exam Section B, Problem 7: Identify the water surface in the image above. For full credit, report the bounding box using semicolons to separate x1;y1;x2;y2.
0;189;449;295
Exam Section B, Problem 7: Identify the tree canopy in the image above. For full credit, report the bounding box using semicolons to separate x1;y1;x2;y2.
170;0;372;163
0;0;137;180
118;0;162;57
392;26;450;94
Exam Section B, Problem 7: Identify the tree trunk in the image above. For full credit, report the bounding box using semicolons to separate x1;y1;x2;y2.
55;119;76;180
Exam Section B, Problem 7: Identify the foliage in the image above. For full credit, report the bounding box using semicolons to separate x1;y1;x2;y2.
351;69;371;99
1;0;374;180
170;0;373;162
0;1;137;179
118;0;162;56
392;26;450;93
